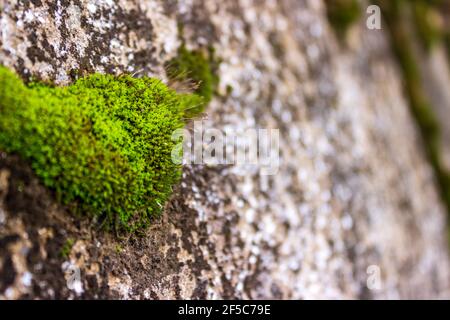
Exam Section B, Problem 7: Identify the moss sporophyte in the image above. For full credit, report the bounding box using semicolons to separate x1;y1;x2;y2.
0;65;205;233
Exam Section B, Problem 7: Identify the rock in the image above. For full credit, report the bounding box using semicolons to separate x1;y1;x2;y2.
0;0;449;299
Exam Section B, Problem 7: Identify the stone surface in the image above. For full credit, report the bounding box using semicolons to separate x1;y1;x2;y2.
1;0;449;299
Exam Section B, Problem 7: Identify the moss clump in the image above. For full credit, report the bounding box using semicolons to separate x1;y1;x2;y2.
115;244;124;254
446;32;450;60
0;66;196;232
412;0;444;51
60;238;75;258
325;0;361;38
166;45;219;117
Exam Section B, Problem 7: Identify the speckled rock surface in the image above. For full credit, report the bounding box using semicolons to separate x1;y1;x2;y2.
1;0;449;299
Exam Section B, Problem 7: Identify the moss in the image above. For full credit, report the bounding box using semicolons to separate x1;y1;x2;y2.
115;244;123;254
0;66;200;233
376;0;450;217
226;84;234;96
60;238;75;258
411;0;444;51
165;45;219;117
325;0;361;39
446;32;450;60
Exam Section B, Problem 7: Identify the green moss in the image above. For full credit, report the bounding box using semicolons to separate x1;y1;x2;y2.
411;0;444;51
115;244;123;254
165;45;219;117
376;0;450;217
446;32;450;60
60;238;75;258
0;66;199;233
325;0;361;39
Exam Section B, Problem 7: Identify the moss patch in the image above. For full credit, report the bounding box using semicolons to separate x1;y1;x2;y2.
325;0;361;39
60;238;75;258
0;66;198;233
411;0;445;51
165;45;219;117
376;0;450;219
445;33;450;66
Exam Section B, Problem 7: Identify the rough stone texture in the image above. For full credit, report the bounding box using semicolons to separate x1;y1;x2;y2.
1;0;449;299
